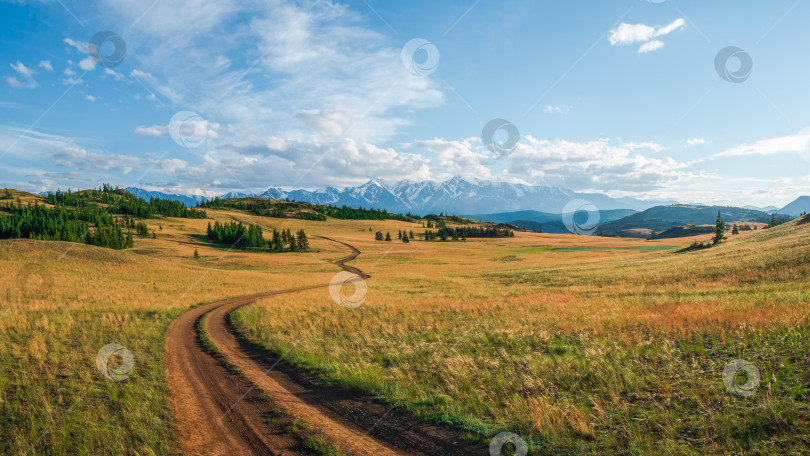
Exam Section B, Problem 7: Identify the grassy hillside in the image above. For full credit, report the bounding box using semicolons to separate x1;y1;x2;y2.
232;217;810;455
599;205;785;238
3;192;809;455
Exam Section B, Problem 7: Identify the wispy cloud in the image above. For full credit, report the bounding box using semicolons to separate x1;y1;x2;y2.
7;61;38;88
608;18;686;53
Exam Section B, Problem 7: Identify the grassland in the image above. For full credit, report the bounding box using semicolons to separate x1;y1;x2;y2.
2;190;808;455
230;218;810;455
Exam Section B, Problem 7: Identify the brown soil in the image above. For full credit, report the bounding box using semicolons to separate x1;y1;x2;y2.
165;237;486;455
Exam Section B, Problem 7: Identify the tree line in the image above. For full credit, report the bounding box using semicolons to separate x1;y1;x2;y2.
206;220;310;252
199;197;420;222
373;226;514;242
46;185;207;219
0;199;129;249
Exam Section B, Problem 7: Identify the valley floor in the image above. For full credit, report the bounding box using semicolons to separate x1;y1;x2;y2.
1;206;809;455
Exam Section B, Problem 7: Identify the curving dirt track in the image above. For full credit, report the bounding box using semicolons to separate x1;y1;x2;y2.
165;237;482;455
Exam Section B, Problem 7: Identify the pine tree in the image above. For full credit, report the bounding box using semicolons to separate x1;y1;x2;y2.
375;231;384;241
409;230;414;240
713;210;725;245
194;249;200;258
296;229;309;251
385;232;392;241
732;224;739;235
402;234;410;243
125;231;134;248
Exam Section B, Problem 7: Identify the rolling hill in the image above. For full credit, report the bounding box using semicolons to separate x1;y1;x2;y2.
779;195;810;216
465;209;637;233
598;205;784;238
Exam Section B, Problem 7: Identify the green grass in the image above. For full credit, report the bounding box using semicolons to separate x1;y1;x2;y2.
302;435;345;456
284;418;309;436
0;307;184;455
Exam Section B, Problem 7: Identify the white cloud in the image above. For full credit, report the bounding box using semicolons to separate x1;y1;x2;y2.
104;67;126;81
543;105;571;114
609;18;685;53
63;38;87;53
78;57;96;71
687;138;706;146
64;68;76;76
85;94;99;103
98;0;443;144
130;69;156;82
38;60;53;72
134;125;168;137
711;132;810;158
52;146;140;175
638;40;664;53
7;61;38;88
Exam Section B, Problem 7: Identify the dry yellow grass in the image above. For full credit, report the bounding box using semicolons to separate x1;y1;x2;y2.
2;202;808;455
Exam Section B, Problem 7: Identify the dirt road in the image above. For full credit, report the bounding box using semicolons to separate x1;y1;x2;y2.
165;237;481;455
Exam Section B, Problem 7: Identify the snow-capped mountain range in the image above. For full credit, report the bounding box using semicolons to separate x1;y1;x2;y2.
130;177;675;215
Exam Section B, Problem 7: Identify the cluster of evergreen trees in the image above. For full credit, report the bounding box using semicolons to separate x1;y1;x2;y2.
314;205;420;222
0;199;129;249
46;185;207;219
206;221;309;252
424;226;514;241
199;198;420;222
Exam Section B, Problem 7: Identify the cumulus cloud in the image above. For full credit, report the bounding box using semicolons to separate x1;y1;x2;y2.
52;146;140;175
38;60;53;72
78;57;96;71
608;18;685;53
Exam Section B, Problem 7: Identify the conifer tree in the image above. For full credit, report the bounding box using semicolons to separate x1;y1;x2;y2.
713;210;725;245
385;232;392;241
296;229;309;251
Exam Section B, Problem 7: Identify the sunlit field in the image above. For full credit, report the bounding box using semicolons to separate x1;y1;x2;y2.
2;195;809;455
231;218;810;455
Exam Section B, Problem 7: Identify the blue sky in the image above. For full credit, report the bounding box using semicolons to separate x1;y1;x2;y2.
1;0;808;206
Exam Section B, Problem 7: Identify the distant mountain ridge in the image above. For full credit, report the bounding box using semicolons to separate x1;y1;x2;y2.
464;209;637;234
252;177;673;215
598;205;784;239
